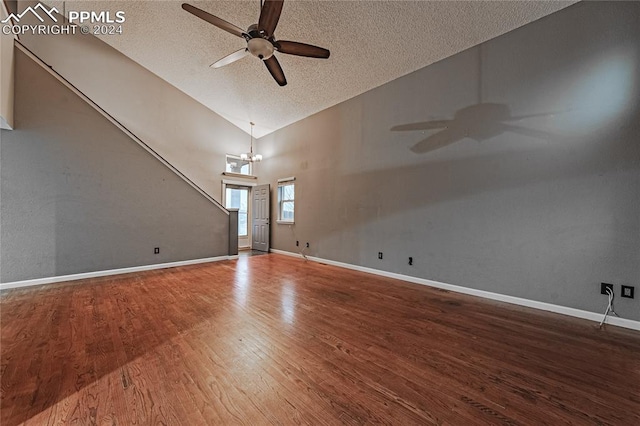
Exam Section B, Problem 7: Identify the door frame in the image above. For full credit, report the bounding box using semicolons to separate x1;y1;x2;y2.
222;179;257;250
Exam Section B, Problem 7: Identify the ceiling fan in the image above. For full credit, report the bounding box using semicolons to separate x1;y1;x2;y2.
182;0;330;86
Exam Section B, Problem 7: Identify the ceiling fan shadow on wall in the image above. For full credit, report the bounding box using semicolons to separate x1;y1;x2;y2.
391;46;558;154
392;104;556;154
182;0;330;86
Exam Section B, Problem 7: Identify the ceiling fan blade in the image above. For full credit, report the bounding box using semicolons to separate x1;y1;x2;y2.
182;3;245;38
275;41;330;59
258;0;284;36
211;48;249;68
391;120;452;131
264;56;287;86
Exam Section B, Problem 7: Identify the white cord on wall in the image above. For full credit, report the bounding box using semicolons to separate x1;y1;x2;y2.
599;287;619;328
288;224;308;260
300;245;308;260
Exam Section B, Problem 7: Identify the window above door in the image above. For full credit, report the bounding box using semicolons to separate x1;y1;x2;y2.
225;154;253;177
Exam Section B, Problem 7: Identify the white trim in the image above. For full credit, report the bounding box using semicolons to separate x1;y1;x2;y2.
0;256;234;291
15;41;228;215
0;116;12;130
222;183;252;246
277;176;296;183
270;249;297;257
269;249;640;331
276;220;295;225
222;178;258;187
222;172;257;180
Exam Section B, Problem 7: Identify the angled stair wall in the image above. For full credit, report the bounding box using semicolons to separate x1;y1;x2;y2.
13;0;248;202
0;46;232;282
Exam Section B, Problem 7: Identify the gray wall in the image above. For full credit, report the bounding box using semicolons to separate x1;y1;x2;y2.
257;2;640;320
15;0;249;202
0;49;229;282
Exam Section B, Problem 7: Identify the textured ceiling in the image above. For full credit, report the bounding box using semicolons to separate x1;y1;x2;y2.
54;1;576;136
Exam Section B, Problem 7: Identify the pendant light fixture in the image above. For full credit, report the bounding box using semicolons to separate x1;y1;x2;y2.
240;122;262;162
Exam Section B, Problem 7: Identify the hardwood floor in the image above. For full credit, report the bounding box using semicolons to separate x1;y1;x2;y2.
1;254;639;425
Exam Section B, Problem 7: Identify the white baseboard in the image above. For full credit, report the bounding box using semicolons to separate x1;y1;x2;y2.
0;256;233;291
269;249;640;331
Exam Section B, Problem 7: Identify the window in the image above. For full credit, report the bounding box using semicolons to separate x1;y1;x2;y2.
277;178;295;223
225;186;249;237
225;155;251;176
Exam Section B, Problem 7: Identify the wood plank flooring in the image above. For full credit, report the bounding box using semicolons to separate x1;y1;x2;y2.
1;254;639;425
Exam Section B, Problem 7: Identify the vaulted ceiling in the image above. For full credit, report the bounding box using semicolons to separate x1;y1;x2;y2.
51;1;576;136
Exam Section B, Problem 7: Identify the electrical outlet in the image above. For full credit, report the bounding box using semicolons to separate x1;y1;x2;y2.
296;241;299;247
408;257;413;265
621;285;635;299
378;252;383;260
154;247;160;254
306;242;309;248
601;283;613;295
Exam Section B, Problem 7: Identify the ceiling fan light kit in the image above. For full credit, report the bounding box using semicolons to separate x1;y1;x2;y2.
248;37;274;60
182;0;330;86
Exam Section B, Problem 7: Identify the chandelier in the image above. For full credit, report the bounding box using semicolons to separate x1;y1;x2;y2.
240;122;262;162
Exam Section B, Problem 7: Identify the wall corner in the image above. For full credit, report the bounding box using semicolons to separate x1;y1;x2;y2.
0;2;15;130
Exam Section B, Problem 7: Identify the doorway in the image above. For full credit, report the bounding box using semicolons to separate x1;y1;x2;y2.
252;184;270;252
224;185;251;249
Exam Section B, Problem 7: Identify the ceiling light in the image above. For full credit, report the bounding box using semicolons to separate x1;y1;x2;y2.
247;38;274;60
240;122;262;162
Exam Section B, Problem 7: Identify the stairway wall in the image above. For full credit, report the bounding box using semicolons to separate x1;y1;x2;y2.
14;0;248;202
0;48;230;282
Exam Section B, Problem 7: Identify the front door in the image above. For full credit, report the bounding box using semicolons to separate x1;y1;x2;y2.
252;184;270;252
225;185;250;249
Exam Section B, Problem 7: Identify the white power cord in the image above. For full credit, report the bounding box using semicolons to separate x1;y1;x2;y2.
288;224;308;260
599;287;619;328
